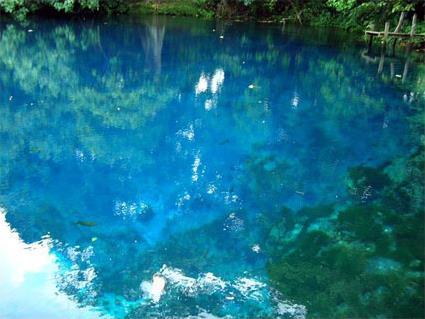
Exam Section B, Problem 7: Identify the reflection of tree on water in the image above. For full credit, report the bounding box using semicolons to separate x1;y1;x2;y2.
362;48;411;83
360;47;425;109
141;16;165;76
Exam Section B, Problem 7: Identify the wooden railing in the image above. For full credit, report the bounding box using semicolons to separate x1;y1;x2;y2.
365;13;425;51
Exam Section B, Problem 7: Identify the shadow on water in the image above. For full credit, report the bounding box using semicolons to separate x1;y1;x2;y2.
0;16;423;318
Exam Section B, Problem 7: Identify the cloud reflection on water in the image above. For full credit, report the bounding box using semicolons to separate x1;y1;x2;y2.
0;208;105;319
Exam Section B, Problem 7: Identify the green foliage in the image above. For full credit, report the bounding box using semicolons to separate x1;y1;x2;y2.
323;0;422;31
0;0;124;18
0;0;29;19
327;0;355;12
132;0;214;18
0;0;423;38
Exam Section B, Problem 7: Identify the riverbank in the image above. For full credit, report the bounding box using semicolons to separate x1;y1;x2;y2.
129;0;425;34
129;0;215;19
2;1;424;33
1;1;424;54
128;0;425;52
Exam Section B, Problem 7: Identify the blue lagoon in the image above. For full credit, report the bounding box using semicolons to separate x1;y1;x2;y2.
0;16;423;318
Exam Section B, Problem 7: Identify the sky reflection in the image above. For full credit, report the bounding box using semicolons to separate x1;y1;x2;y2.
0;208;105;319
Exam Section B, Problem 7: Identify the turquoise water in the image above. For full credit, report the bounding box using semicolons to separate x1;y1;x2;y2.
0;16;423;318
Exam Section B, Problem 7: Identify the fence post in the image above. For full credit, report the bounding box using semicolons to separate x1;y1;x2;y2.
410;13;417;37
394;12;405;33
383;22;390;47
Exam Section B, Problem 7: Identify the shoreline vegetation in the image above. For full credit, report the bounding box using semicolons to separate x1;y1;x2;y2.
0;0;424;34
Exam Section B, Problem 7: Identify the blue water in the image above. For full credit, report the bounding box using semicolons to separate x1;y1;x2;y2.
0;16;423;318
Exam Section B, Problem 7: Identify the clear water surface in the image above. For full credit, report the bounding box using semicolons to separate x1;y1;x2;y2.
0;16;424;319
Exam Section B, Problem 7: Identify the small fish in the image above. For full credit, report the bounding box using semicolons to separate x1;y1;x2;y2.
219;138;230;145
75;220;97;227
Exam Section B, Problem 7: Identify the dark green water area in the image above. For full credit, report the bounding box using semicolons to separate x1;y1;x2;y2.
0;16;423;319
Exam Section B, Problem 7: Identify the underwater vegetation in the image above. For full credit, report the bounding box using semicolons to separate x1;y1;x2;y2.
266;148;425;318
